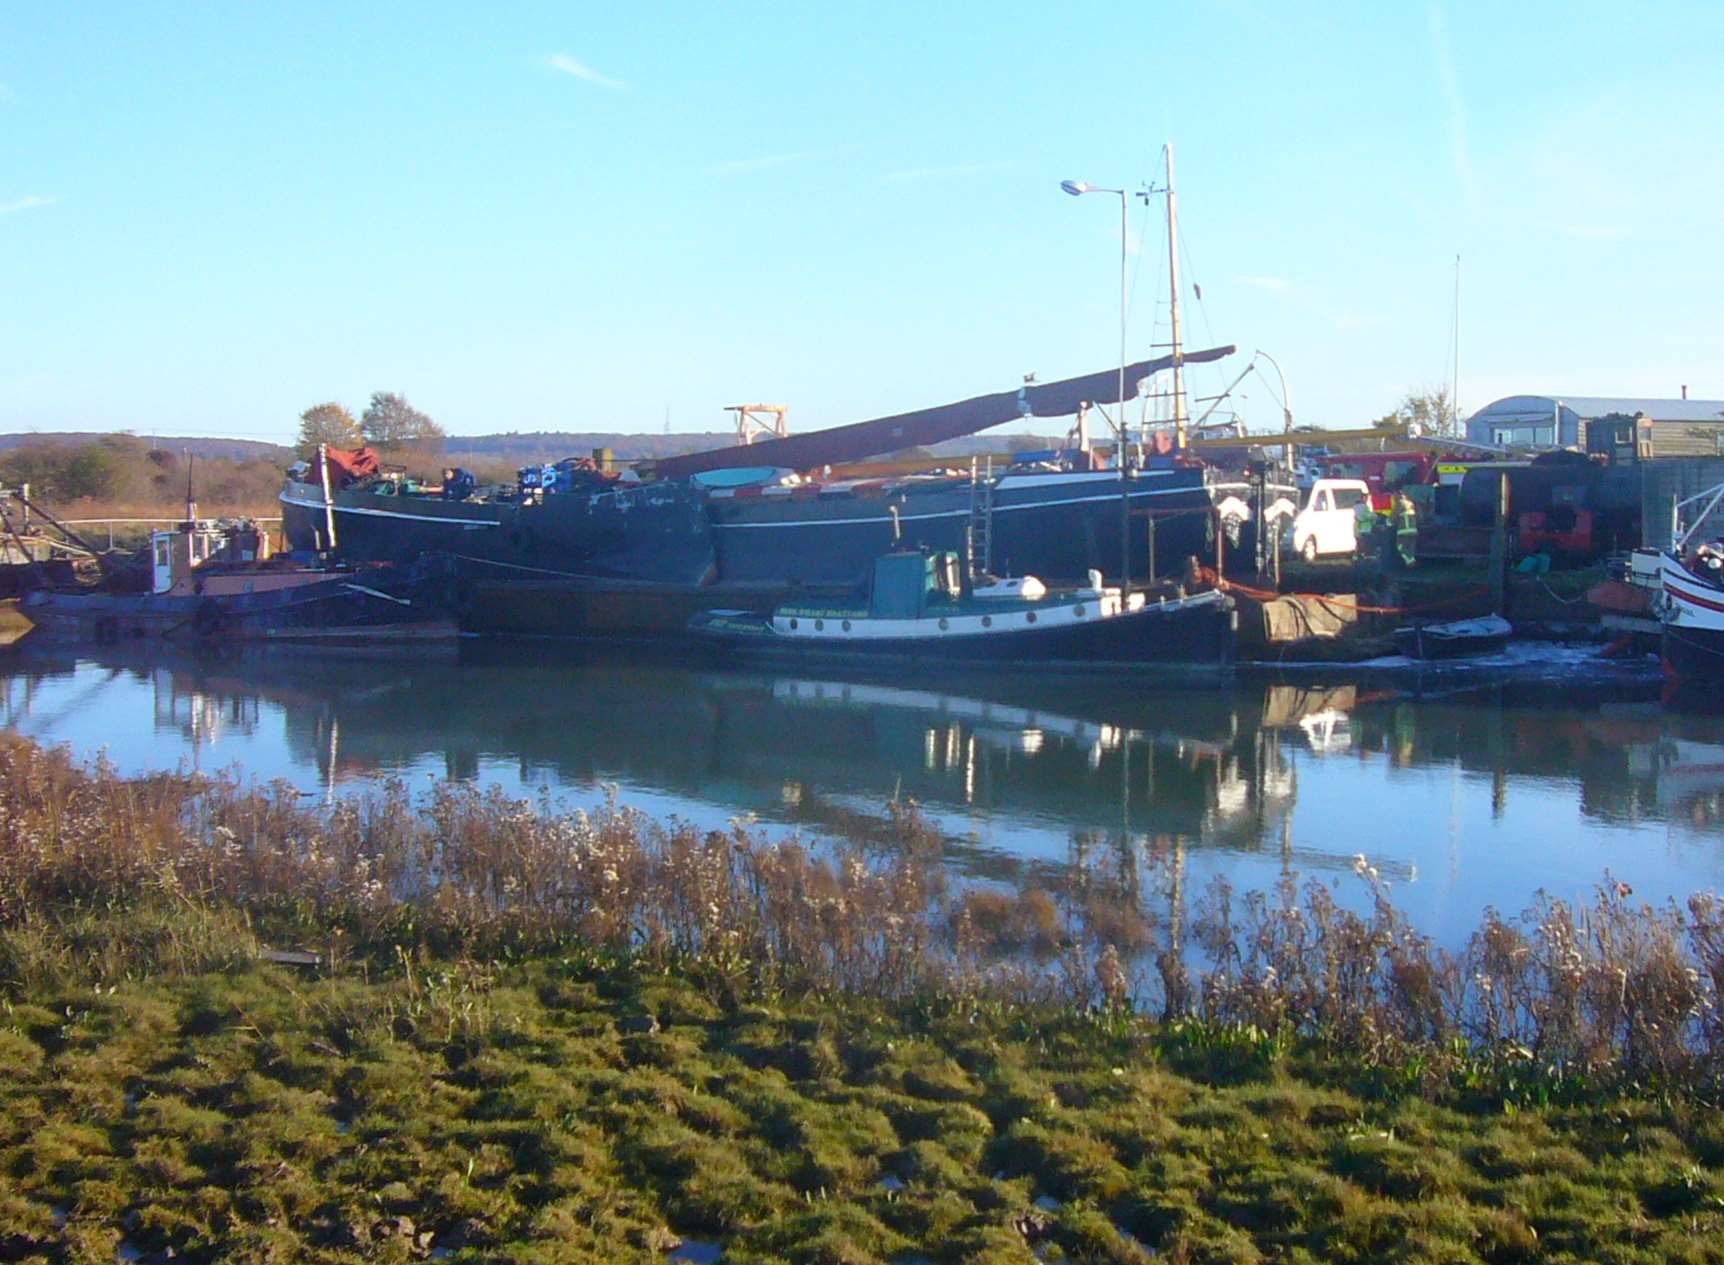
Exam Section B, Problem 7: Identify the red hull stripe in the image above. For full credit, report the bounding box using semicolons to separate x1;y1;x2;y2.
1666;580;1724;615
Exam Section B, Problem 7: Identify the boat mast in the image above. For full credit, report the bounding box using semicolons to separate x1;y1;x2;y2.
1164;143;1189;448
1451;253;1461;434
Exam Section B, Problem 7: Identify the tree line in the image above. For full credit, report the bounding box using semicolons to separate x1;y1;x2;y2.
0;434;284;512
296;392;446;460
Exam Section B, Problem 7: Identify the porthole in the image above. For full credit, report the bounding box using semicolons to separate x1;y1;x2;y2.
788;618;799;630
938;617;949;630
842;619;852;631
1073;604;1085;617
981;615;992;628
815;619;825;631
1026;611;1038;624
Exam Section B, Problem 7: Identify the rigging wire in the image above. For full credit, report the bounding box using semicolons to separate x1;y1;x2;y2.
1174;216;1239;428
1252;361;1287;411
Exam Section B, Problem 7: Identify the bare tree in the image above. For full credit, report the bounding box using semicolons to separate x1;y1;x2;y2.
295;402;363;455
361;391;447;463
1386;386;1460;438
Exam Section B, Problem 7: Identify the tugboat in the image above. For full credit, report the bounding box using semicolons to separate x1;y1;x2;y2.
690;549;1232;668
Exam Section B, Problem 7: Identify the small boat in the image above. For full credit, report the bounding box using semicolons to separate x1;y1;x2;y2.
19;517;455;645
1641;481;1724;685
1393;613;1512;660
1656;550;1724;681
689;549;1233;668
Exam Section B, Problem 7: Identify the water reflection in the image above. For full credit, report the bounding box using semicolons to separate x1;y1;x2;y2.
0;641;1717;942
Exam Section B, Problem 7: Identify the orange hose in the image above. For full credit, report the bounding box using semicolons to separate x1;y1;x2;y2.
1196;566;1488;616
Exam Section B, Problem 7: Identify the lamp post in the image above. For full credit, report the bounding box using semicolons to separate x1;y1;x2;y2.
1060;180;1129;466
1252;348;1295;473
1062;178;1131;590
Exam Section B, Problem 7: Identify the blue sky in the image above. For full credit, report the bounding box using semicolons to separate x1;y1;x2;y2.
2;1;1720;444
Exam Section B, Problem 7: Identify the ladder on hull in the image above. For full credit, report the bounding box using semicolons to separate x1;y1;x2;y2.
967;456;995;579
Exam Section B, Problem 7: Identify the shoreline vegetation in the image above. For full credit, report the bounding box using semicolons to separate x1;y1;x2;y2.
2;737;1723;1262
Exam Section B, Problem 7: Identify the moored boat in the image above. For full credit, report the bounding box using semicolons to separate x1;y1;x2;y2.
1651;482;1724;684
1657;551;1724;681
690;550;1233;668
281;349;1245;601
1392;614;1513;660
20;518;454;645
280;449;716;584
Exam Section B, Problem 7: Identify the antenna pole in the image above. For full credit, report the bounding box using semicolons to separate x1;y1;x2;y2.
1451;253;1461;435
1165;143;1188;447
1118;187;1128;462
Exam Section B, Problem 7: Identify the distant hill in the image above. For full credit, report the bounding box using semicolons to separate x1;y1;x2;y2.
441;431;1069;465
0;433;291;463
0;428;1070;469
442;432;737;464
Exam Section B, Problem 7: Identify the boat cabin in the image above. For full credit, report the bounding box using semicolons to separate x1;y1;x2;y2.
151;520;272;594
869;550;963;619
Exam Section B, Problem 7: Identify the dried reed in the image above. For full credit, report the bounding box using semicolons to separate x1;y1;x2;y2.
2;734;1721;1090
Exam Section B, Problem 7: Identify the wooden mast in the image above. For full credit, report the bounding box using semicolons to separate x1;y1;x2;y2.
1164;143;1189;448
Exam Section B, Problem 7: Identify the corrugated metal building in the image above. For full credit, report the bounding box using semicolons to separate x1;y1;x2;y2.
1466;394;1724;451
1641;458;1724;547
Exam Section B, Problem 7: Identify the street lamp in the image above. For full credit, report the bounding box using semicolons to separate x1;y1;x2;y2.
1060;179;1129;467
1063;177;1134;593
1252;349;1293;433
1252;348;1295;474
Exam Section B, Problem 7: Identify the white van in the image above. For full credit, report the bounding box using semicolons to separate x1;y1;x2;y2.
1290;478;1373;561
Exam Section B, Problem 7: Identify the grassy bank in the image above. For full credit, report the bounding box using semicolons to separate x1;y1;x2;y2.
2;737;1724;1261
5;917;1724;1264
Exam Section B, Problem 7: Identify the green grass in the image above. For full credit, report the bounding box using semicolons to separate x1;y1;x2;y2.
2;917;1722;1264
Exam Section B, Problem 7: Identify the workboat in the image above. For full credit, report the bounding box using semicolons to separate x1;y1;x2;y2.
1653;482;1724;683
279;350;1244;605
1392;613;1513;660
1657;554;1724;681
280;446;716;584
19;518;454;645
689;549;1233;667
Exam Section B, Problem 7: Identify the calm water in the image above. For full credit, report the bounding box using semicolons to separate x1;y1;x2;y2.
2;640;1721;944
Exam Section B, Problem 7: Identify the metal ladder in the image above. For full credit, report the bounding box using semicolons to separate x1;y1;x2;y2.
967;456;994;578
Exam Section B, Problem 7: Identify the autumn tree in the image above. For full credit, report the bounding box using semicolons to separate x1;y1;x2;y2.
295;402;363;455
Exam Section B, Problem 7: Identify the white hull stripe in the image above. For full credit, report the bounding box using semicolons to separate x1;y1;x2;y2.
1656;554;1724;632
284;479;1217;534
719;485;1211;531
769;592;1217;640
1666;583;1724;631
279;493;498;529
